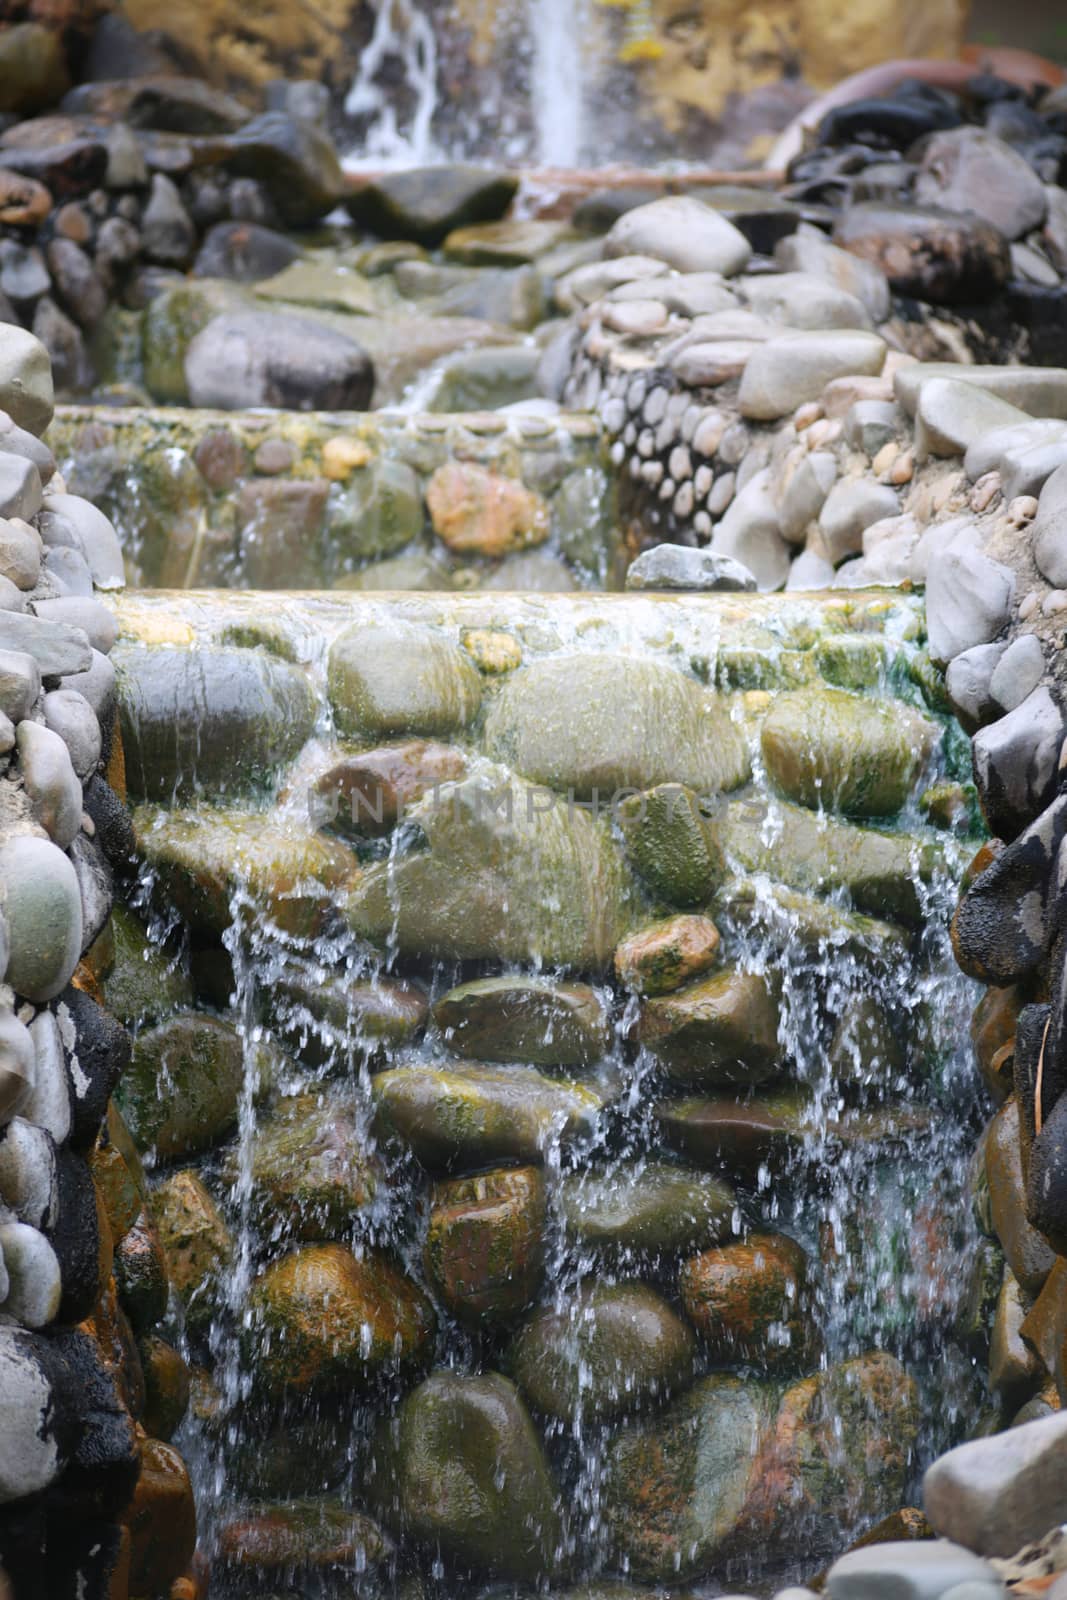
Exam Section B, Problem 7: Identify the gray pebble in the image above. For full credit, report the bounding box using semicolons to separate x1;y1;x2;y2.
15;721;83;850
31;597;117;656
42;688;100;780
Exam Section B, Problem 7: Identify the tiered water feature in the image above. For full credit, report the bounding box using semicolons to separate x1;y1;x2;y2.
4;11;1067;1600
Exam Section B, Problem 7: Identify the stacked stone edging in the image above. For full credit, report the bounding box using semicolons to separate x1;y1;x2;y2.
0;325;196;1597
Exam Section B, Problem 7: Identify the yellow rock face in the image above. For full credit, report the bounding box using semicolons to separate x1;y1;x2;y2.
123;0;969;123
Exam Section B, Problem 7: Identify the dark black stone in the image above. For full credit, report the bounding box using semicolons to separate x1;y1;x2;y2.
345;162;518;248
572;185;661;233
1014;1002;1053;1149
818;95;960;151
50;1150;104;1326
219;112;344;227
951;793;1067;984
966;72;1027;108
82;777;136;871
47;1331;138;1518
59;986;131;1152
192;219;300;283
0;139;109;200
984;99;1049;145
44;1518;131;1600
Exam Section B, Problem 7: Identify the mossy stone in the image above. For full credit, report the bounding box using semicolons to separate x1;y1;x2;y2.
760;687;937;818
425;1166;546;1324
228;1092;381;1240
484;655;749;800
327;621;482;739
346;762;636;969
248;1243;434;1398
103;905;192;1028
372;1061;613;1170
370;1371;562;1581
327;458;425;566
679;1231;817;1371
151;1168;232;1335
618;783;726;908
119;1013;244;1162
638;968;781;1088
558;1161;735;1260
432;977;610;1067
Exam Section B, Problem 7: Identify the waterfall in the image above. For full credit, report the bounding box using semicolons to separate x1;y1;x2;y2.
344;0;441;167
529;0;587;167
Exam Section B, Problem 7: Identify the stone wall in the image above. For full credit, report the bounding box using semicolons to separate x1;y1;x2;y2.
0;326;196;1595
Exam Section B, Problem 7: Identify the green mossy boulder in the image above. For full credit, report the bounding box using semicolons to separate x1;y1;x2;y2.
760;687;937;818
345;762;636;968
558;1161;735;1259
103;905;193;1028
227;1093;381;1240
119;1013;244;1163
327;621;482;739
617;784;727;907
372;1061;614;1169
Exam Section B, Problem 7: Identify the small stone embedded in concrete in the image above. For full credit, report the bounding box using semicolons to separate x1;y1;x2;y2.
818;479;899;565
711;467;790;591
0;835;83;1003
0;326;54;437
0;452;42;524
972;685;1064;840
915;377;1029;461
0;1008;35;1125
945;641;1008;730
37;492;125;590
0;644;40;723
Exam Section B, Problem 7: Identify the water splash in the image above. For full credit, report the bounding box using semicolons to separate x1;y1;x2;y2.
344;0;440;168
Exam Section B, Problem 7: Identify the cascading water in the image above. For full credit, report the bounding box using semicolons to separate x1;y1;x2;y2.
109;587;990;1597
344;0;441;167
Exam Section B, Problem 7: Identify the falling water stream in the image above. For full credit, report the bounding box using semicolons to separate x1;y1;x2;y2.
109;585;988;1597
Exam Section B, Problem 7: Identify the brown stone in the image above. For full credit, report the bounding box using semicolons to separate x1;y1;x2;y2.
253;437;296;475
833;203;1011;305
89;1102;149;1247
991;1269;1043;1403
425;1166;546;1325
0;167;52;227
138;1334;191;1442
216;1502;392;1572
1021;1257;1067;1405
248;1243;434;1398
150;1169;232;1333
984;1098;1057;1297
656;1092;808;1178
679;1231;817;1371
637;968;781;1088
972;984;1022;1105
78;1275;145;1422
192;425;250;491
427;460;549;557
614;913;721;996
234;476;329;588
311;739;467;837
121;1438;197;1598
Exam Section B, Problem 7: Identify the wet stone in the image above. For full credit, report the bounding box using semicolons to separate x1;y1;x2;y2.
432;977;610;1067
118;1012;243;1163
559;1161;735;1260
425;1166;545;1324
327;621;482;740
760;687;936;818
347;165;518;247
679;1231;816;1371
151;1168;231;1335
311;739;466;838
231;1092;380;1241
370;1371;562;1582
638;968;781;1088
656;1090;812;1179
508;1280;697;1423
248;1243;433;1398
372;1061;613;1169
614;914;721;996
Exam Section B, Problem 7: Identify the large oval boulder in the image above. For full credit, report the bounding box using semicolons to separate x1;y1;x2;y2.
484;655;749;800
760;688;937;818
185;310;373;411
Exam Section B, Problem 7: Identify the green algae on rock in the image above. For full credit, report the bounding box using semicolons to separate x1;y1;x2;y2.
102;904;193;1027
484;654;749;799
227;1092;381;1241
507;1280;698;1424
372;1061;614;1169
617;783;727;907
717;795;946;926
432;976;610;1067
370;1371;562;1582
345;762;636;968
247;1243;434;1398
327;620;482;739
760;686;938;818
425;1166;546;1325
